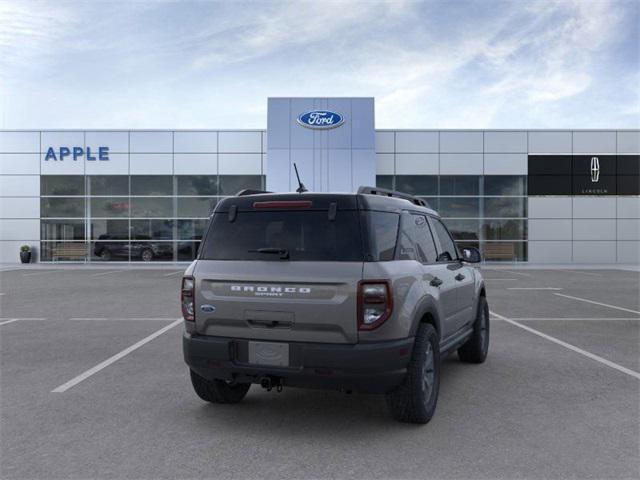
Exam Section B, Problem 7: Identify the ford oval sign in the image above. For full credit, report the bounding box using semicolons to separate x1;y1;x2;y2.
297;110;344;129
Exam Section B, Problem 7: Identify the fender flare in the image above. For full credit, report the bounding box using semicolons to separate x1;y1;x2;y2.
409;295;443;339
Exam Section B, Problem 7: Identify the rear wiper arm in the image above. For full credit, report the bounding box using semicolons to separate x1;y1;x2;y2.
248;247;290;259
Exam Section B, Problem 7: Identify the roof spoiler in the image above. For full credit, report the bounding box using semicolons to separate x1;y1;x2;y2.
235;189;272;196
357;186;430;208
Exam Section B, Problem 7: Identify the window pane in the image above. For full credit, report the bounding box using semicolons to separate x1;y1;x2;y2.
130;175;173;195
90;197;129;217
131;220;174;240
375;175;393;190
177;175;218;195
438;198;480;218
484;197;527;218
442;219;479;241
408;214;438;263
177;219;209;240
394;175;438;195
484;176;526;196
131;197;173;217
129;242;174;262
366;211;399;261
41;220;85;241
483;241;527;261
177;197;217;217
41;197;85;217
90;219;129;240
90;176;128;195
431;218;458;262
482;219;527;240
177;241;201;261
41;176;85;196
92;241;129;261
40;241;88;261
217;175;263;196
439;176;480;196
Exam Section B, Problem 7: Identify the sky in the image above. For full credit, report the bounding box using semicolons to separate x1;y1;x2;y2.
0;0;638;129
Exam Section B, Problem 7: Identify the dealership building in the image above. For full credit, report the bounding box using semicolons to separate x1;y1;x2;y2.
0;97;638;264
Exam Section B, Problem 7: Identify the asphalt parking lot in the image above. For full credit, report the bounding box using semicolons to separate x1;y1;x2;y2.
1;265;638;479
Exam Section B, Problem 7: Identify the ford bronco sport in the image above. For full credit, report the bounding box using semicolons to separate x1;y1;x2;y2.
182;186;489;424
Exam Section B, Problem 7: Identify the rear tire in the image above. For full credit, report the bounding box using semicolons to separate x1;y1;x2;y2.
190;370;251;404
386;323;440;424
458;295;490;363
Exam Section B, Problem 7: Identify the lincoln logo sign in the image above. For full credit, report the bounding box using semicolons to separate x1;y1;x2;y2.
44;146;109;161
297;110;344;129
590;156;600;183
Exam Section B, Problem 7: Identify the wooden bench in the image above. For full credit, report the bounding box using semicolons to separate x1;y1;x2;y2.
52;244;88;262
483;243;515;261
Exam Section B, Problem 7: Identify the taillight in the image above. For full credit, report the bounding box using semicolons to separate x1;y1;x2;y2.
181;276;195;321
358;280;393;330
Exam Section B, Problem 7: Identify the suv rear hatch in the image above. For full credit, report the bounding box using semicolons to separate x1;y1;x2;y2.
193;195;364;344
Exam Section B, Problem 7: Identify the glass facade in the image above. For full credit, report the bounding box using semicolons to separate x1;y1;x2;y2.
40;174;264;262
377;175;528;261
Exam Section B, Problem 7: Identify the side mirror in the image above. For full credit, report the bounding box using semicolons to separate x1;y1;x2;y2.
461;247;481;263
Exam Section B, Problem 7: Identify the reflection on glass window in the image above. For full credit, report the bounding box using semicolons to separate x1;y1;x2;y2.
90;197;129;217
129;242;174;262
482;219;527;240
41;198;85;217
438;198;480;218
484;176;527;196
218;175;263;196
131;197;173;217
40;242;88;261
177;175;218;195
439;176;480;196
131;220;173;240
90;176;128;196
93;241;129;261
375;175;393;191
177;219;209;240
177;197;217;217
130;175;173;195
442;219;480;241
41;220;85;241
484;197;527;218
394;175;438;196
482;241;527;262
178;241;201;261
91;220;129;240
41;176;85;196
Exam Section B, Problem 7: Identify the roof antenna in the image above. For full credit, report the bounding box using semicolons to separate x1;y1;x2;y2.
293;163;308;193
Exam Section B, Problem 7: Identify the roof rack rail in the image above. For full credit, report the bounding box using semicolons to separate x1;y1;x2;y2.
235;189;272;196
357;186;430;208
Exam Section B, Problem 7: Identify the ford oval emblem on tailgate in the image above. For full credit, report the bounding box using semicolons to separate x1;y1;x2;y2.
200;304;216;313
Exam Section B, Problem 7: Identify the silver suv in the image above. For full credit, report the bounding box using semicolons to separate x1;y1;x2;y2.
182;187;489;424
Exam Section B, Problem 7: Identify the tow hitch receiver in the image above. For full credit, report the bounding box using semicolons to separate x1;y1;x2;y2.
260;376;284;392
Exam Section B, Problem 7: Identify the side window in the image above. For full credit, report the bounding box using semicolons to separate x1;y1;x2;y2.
397;213;438;263
367;212;399;261
413;214;438;263
431;218;458;262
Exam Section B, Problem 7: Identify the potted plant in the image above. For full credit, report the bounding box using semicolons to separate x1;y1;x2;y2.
20;245;32;264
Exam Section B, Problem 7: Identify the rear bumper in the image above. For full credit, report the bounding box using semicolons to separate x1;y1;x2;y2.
183;332;414;394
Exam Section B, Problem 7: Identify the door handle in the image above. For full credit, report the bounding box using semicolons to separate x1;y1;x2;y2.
455;273;465;281
430;277;443;287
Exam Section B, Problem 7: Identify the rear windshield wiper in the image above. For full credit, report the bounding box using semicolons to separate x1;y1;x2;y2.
248;247;290;259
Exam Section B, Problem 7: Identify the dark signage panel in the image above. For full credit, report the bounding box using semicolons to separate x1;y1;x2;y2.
617;176;640;196
528;175;572;196
528;155;572;175
617;155;640;175
572;175;616;196
528;154;639;196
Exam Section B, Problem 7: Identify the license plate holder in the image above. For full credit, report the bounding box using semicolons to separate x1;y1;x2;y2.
248;341;289;367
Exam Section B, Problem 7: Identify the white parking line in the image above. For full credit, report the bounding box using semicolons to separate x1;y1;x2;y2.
22;270;59;277
500;270;532;277
554;269;602;277
163;271;184;277
0;319;19;326
0;318;47;325
507;287;563;291
90;270;122;277
510;317;640;321
491;310;640;380
553;293;640;315
70;317;177;321
51;318;182;393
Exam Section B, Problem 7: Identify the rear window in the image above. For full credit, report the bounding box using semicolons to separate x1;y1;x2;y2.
200;210;363;261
